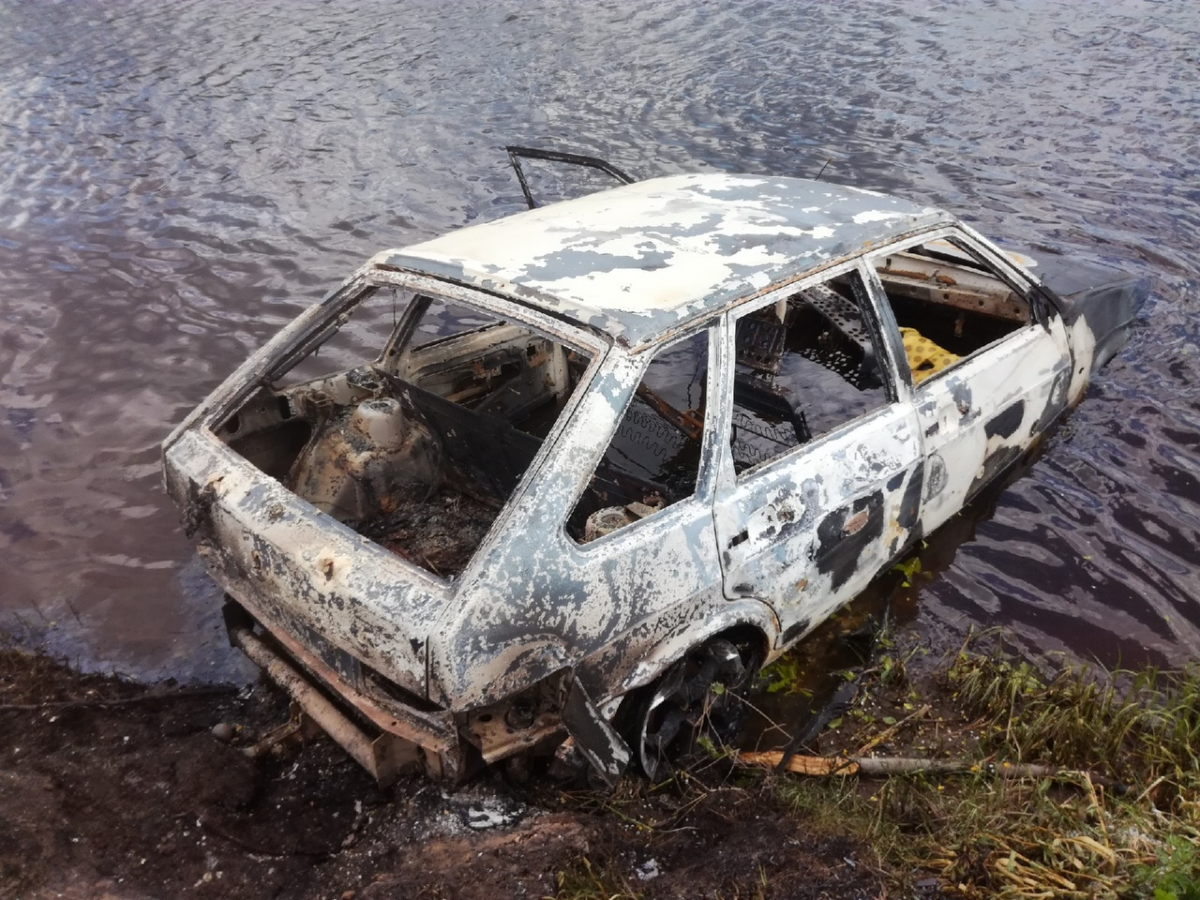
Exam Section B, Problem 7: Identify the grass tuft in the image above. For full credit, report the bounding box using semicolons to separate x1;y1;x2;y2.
946;647;1200;794
552;856;643;900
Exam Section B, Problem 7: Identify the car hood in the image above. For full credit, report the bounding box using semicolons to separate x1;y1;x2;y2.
1027;251;1150;374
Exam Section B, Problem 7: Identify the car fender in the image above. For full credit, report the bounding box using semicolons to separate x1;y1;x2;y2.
580;597;778;705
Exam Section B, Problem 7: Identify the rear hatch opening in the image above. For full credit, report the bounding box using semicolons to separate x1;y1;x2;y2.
213;280;596;580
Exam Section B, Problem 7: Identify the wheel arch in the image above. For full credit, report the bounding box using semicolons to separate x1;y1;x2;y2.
610;601;775;702
613;611;772;780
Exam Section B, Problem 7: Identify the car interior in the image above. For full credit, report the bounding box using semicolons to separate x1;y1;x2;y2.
218;288;593;577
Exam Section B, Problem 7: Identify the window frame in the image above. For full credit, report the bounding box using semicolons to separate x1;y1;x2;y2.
719;259;906;483
862;226;1054;392
565;322;723;550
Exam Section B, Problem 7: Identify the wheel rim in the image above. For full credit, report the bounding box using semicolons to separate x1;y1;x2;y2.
634;639;749;780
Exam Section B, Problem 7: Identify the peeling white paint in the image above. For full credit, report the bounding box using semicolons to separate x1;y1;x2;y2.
381;174;946;347
852;209;907;225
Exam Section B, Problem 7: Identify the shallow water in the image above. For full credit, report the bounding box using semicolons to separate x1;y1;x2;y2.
0;0;1197;681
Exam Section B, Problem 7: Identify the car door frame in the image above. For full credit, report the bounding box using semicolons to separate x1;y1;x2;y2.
709;259;926;650
861;225;1072;537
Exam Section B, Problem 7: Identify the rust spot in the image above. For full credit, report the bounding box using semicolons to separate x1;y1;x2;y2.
843;510;869;535
319;556;335;580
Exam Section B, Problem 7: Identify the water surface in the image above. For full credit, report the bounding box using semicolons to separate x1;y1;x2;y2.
0;0;1197;680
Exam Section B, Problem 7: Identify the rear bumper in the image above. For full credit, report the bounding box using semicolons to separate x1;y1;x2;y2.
222;595;574;784
222;598;467;784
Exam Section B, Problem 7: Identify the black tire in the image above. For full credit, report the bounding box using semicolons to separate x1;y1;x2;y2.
625;638;756;780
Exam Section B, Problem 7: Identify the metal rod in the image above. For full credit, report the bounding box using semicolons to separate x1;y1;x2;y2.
230;626;388;781
505;145;637;210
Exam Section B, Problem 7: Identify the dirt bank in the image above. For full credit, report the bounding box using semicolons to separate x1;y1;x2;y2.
0;650;884;900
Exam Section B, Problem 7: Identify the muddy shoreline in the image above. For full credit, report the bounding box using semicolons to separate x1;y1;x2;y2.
7;630;1195;899
0;649;885;900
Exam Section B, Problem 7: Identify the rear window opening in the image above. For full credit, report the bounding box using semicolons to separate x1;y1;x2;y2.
216;284;594;578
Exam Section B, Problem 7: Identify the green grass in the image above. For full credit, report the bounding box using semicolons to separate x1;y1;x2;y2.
948;652;1200;782
552;857;643;900
774;637;1200;898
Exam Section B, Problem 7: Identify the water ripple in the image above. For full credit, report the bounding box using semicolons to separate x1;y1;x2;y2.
0;0;1197;677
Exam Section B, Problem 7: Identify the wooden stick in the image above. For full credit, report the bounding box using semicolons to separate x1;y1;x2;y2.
738;750;1124;790
0;686;235;713
740;751;858;776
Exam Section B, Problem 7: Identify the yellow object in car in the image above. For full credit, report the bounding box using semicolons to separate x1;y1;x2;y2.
900;327;960;384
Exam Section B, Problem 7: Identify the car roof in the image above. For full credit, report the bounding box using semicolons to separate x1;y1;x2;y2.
373;173;949;348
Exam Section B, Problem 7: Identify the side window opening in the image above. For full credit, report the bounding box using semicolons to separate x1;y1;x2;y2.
569;330;709;543
221;285;594;579
730;270;889;474
873;237;1033;384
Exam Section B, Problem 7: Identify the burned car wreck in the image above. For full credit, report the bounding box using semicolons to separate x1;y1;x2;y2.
163;150;1147;786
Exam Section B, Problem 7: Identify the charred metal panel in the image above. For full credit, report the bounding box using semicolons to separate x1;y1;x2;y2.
597;600;777;699
403;383;543;500
561;675;631;787
780;618;811;647
708;259;926;651
983;400;1025;441
905;317;1070;534
164;430;441;697
1033;368;1072;435
160;161;1146;787
896;466;924;530
814;491;886;592
1033;254;1149;375
967;444;1026;500
380;175;947;349
925;453;948;501
427;346;727;711
712;402;923;647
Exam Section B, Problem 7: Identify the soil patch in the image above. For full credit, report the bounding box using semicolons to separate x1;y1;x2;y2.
0;649;882;900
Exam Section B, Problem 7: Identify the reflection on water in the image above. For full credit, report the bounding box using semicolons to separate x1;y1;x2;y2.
0;0;1197;680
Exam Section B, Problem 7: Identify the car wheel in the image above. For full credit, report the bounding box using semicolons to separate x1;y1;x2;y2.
627;638;755;781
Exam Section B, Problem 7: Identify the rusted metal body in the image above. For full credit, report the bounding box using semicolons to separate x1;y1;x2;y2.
162;162;1146;785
